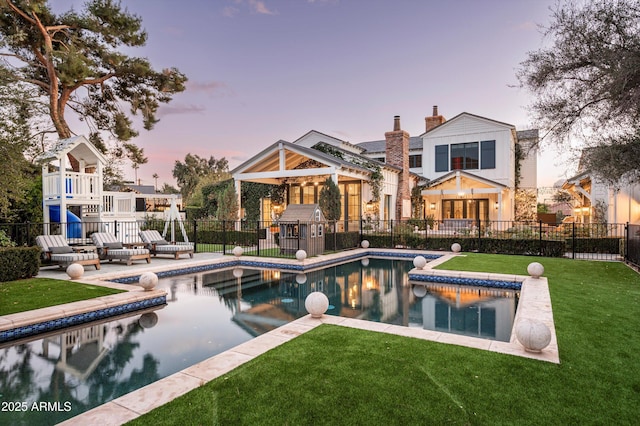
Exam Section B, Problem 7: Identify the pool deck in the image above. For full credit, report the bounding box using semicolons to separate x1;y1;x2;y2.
4;250;558;425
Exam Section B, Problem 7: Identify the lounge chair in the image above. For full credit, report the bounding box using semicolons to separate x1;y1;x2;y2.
139;230;194;259
35;234;101;270
90;232;151;266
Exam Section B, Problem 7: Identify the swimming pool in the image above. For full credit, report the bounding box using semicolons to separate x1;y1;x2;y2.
0;256;519;424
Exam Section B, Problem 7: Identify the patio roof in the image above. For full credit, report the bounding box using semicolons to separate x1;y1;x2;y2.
231;140;373;184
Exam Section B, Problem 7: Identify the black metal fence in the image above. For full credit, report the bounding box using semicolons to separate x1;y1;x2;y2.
0;218;636;262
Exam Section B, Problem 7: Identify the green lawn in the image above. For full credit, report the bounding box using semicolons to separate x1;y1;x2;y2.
128;253;640;425
0;278;125;315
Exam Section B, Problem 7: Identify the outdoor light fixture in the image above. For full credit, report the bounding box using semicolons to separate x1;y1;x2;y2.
365;200;374;212
494;202;499;210
430;202;436;210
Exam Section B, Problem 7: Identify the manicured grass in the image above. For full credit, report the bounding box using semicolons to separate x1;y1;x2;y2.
128;254;640;425
0;278;124;315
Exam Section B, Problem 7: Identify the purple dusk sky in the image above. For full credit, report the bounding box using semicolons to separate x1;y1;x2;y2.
52;0;569;188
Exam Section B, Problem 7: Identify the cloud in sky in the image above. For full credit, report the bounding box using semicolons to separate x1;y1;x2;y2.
157;103;206;118
186;80;231;97
223;0;277;17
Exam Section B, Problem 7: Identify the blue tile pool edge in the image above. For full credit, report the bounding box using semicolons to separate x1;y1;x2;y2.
109;250;444;284
0;295;167;344
408;273;522;290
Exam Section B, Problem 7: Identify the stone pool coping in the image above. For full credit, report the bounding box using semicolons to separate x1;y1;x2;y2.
5;249;558;424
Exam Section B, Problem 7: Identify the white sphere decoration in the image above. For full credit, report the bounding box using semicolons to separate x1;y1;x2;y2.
412;285;427;298
138;272;158;291
515;318;552;353
360;258;370;267
451;242;462;253
66;263;84;280
296;249;307;261
233;267;244;278
296;273;307;285
361;239;370;249
232;246;243;257
139;312;159;328
413;255;427;270
527;262;545;279
305;291;329;318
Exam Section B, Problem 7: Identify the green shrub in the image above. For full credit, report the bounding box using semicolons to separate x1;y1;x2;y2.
325;232;359;250
0;247;40;282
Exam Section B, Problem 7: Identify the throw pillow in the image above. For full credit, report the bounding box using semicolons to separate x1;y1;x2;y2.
104;242;124;250
50;246;74;254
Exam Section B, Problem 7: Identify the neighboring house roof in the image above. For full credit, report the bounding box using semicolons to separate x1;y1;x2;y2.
419;112;515;137
355;136;422;155
126;185;156;195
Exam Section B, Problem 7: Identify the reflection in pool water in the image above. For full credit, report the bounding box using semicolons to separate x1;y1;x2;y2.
0;258;517;424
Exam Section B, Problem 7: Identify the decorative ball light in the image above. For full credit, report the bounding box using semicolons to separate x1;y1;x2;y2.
451;243;462;253
527;262;545;279
138;272;158;291
66;263;84;280
361;240;370;249
413;255;427;270
305;292;329;318
232;246;243;257
361;258;370;267
412;285;427;298
232;267;244;278
138;312;159;329
296;249;307;261
296;273;307;285
515;318;552;353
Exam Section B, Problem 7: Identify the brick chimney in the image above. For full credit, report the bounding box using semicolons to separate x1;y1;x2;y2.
425;105;446;132
385;115;411;220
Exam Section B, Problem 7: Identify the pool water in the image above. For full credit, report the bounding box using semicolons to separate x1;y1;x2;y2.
0;258;518;425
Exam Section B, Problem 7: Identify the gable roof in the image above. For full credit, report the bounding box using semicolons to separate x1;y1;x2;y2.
419;112;515;138
295;130;364;150
279;204;326;222
355;136;423;154
427;170;507;189
231;139;372;181
35;135;108;166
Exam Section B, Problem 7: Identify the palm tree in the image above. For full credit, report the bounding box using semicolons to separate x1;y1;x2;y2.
152;173;159;192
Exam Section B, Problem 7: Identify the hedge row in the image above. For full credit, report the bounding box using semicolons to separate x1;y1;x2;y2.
325;232;360;251
362;234;566;257
0;247;40;282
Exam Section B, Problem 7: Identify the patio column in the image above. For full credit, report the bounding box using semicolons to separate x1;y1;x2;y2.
497;192;503;221
235;179;242;221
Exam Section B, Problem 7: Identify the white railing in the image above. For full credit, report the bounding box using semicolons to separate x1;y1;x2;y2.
42;172;101;201
102;191;135;217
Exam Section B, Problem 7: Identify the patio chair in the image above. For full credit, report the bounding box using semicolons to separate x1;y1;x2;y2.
35;234;101;270
139;230;194;259
90;232;151;266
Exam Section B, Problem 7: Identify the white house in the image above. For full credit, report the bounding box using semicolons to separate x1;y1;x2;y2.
563;171;640;224
231;108;538;227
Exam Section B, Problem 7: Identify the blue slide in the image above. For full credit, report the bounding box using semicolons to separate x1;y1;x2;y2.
49;205;82;238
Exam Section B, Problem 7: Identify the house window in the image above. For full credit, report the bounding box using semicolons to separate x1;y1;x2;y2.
435;145;448;172
409;154;422;168
373;157;385;163
481;140;496;169
451;142;478;170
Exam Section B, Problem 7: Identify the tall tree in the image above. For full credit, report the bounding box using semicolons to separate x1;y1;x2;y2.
172;154;230;203
516;0;640;183
318;177;341;222
0;0;186;167
0;70;39;220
